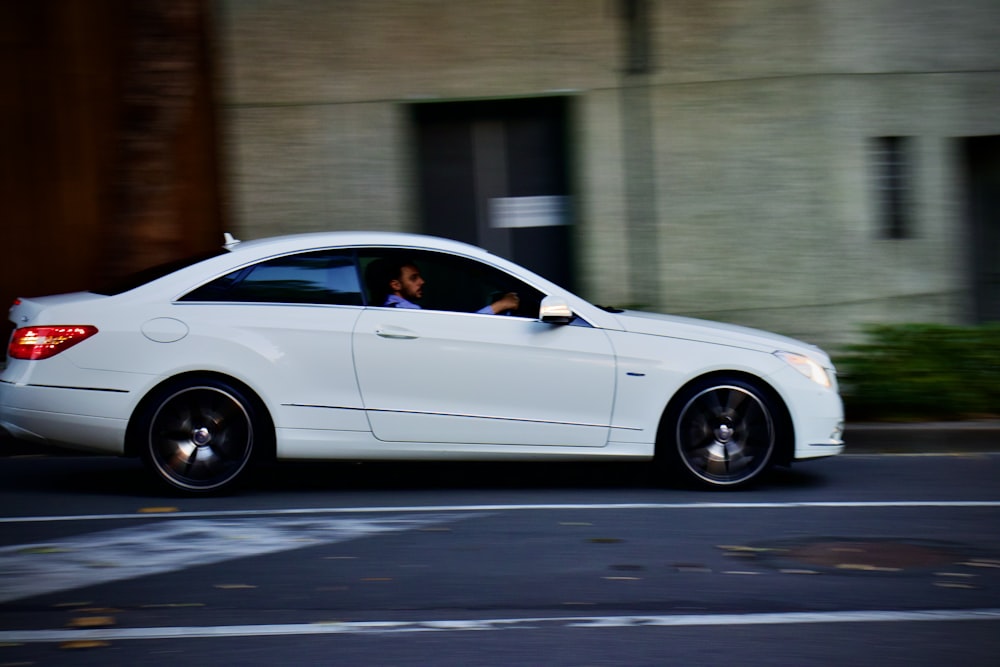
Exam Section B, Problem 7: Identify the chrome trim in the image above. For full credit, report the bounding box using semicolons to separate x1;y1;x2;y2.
283;404;366;411
284;403;643;432
365;406;639;431
22;383;129;393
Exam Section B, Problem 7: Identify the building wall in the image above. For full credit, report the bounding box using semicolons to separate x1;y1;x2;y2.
1;0;222;344
213;0;1000;349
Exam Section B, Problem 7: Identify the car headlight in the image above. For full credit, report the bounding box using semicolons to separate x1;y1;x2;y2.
775;351;833;388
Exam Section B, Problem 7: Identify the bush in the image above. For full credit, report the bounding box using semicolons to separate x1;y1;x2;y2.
835;323;1000;421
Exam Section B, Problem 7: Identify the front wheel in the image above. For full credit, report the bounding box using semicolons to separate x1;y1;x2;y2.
663;377;781;489
135;378;270;494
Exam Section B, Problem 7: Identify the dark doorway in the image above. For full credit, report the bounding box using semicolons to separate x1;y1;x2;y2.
962;136;1000;323
411;97;574;290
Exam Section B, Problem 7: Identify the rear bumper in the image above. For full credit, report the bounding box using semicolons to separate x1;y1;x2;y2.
0;380;129;455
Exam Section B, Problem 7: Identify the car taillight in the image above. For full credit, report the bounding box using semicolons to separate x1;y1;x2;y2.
9;326;99;360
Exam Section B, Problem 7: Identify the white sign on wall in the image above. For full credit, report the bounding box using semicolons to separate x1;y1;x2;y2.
489;195;569;229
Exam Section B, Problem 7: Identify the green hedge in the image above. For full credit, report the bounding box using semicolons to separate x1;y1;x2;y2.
835;323;1000;421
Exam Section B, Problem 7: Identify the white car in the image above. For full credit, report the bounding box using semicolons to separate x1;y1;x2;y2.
0;232;843;493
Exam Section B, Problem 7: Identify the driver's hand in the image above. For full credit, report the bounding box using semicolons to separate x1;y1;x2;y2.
491;292;520;314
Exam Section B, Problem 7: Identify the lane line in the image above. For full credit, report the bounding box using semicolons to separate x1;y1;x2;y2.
2;500;1000;525
2;608;1000;642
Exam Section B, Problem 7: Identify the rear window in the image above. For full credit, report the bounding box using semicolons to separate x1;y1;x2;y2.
179;250;363;306
91;249;229;296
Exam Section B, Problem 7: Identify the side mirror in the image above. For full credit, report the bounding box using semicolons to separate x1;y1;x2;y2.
539;296;574;324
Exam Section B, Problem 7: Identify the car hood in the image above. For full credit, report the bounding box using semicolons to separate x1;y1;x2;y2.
608;309;831;363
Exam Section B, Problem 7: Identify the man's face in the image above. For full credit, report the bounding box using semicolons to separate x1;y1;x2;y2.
392;264;424;301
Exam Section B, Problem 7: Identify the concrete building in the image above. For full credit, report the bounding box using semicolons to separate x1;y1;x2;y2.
213;0;1000;349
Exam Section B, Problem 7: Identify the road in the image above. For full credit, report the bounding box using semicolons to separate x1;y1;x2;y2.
0;450;998;666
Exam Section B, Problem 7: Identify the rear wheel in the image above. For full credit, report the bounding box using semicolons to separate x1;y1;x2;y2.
136;378;269;494
664;377;780;488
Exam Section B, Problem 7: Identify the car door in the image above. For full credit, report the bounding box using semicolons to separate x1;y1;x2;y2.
352;251;616;447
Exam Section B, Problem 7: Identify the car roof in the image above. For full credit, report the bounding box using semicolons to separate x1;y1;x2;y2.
226;231;493;260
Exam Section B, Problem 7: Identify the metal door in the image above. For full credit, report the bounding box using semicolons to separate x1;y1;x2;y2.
412;97;575;291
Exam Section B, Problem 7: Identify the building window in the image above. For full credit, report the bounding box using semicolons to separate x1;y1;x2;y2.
872;136;913;239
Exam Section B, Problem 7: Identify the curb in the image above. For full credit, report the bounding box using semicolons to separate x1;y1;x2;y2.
844;421;1000;454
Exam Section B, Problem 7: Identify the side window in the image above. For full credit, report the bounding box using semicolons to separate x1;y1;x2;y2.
180;250;362;305
359;249;544;317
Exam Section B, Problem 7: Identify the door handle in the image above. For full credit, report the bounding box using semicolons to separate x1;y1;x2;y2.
375;327;418;340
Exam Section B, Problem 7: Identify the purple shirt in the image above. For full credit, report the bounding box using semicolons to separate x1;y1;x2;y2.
383;294;421;309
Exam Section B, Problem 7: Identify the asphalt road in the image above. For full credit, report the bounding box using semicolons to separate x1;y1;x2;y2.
0;449;998;666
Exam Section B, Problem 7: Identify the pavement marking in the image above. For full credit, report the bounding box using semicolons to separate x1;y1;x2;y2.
1;608;999;643
0;514;476;604
1;500;1000;525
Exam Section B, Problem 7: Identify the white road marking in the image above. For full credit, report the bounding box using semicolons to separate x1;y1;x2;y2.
1;608;999;643
1;500;999;525
0;514;473;603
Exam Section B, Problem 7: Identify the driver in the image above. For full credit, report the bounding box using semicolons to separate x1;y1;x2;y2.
367;257;519;314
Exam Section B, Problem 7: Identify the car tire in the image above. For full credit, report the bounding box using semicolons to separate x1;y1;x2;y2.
136;377;271;494
661;376;780;489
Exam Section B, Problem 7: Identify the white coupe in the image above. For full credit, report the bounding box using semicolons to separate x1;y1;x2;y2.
0;232;844;493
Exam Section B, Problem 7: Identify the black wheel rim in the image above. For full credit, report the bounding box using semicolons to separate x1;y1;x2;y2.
148;386;253;491
676;384;774;486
